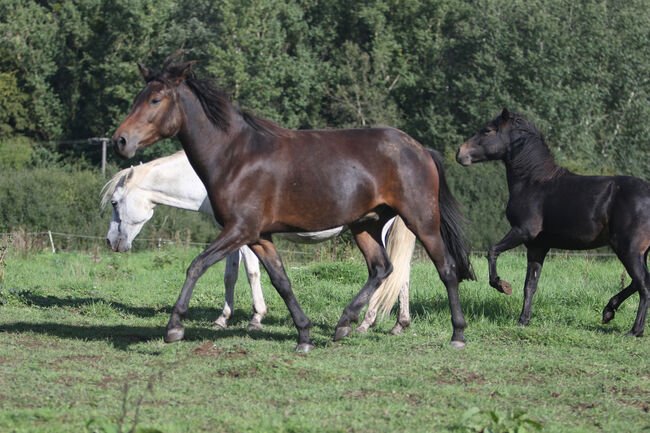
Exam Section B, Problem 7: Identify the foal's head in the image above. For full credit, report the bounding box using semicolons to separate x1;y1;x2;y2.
457;109;563;181
456;108;525;166
112;60;195;159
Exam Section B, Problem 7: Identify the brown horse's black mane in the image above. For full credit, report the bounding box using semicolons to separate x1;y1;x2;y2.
145;65;279;135
507;112;567;182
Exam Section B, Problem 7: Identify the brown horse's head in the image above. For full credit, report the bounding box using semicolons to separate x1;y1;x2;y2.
456;108;515;166
112;60;195;159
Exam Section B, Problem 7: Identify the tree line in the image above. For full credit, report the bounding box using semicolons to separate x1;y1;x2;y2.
1;0;648;249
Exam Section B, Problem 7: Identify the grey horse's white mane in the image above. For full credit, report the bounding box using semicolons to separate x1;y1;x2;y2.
100;150;186;209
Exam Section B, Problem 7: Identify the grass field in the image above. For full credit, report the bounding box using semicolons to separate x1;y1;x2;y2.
0;246;648;432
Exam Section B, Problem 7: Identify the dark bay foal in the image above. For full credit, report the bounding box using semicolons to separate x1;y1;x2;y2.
457;108;650;337
111;58;474;351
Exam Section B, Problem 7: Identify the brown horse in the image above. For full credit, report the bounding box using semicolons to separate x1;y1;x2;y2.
112;58;474;351
457;109;650;337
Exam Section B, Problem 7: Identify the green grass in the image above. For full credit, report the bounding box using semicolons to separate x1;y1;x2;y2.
0;247;648;432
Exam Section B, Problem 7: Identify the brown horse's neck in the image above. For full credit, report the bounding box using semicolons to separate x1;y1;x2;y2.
175;83;244;183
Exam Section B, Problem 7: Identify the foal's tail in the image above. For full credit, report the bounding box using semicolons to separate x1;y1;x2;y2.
428;149;475;282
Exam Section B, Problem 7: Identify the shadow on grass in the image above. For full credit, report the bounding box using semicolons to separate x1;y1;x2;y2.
0;321;297;351
8;291;289;326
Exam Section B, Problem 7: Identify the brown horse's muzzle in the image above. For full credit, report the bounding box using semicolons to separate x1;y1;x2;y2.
112;132;138;159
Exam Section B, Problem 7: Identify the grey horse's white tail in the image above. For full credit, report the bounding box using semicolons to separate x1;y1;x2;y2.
370;216;416;318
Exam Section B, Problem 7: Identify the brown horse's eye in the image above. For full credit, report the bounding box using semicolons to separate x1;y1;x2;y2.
151;98;161;105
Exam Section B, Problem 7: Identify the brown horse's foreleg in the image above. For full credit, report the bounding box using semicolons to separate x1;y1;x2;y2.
335;227;392;342
488;227;530;295
165;227;251;343
517;246;549;326
249;237;314;352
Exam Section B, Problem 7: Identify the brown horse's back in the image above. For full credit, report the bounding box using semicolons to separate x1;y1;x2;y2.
219;127;439;233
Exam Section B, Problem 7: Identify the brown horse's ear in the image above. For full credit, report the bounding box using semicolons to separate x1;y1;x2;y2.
167;61;197;85
501;108;510;121
138;63;154;82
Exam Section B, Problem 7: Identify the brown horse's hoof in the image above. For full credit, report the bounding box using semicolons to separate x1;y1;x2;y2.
164;327;185;343
213;317;228;329
295;343;314;353
450;340;466;350
333;326;352;341
496;280;513;295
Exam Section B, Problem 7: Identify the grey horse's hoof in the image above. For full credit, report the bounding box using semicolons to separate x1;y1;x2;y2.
355;324;370;334
390;323;404;335
334;326;352;341
450;340;466;350
164;327;185;343
295;343;314;353
247;320;263;331
213;317;228;329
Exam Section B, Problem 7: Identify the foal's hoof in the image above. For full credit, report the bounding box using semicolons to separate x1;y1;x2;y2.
164;327;185;343
450;340;466;350
213;317;228;329
496;280;513;295
602;309;615;324
247;320;263;331
624;330;643;338
295;343;314;353
334;326;352;341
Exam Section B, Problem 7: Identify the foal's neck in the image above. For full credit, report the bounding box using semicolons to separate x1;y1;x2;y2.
504;133;566;186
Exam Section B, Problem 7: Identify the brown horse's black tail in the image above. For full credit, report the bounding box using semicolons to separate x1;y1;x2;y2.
428;149;476;281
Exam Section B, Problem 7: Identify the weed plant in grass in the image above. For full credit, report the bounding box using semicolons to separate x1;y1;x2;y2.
0;247;648;432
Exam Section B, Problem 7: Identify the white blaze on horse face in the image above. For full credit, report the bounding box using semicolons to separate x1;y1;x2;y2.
106;185;154;252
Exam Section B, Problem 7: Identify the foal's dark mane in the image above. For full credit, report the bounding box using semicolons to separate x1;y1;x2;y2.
506;112;567;182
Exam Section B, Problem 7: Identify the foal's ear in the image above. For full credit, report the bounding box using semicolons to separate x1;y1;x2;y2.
138;64;155;83
167;61;197;85
501;108;510;121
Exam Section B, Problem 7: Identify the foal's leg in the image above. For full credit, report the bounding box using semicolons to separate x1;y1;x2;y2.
249;237;314;352
165;226;252;343
487;227;530;295
517;246;549;326
214;250;241;329
334;225;392;341
602;283;637;324
616;249;649;337
240;246;266;330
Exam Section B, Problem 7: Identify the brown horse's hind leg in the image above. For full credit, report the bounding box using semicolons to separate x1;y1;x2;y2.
409;221;467;348
249;237;314;352
334;224;392;342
